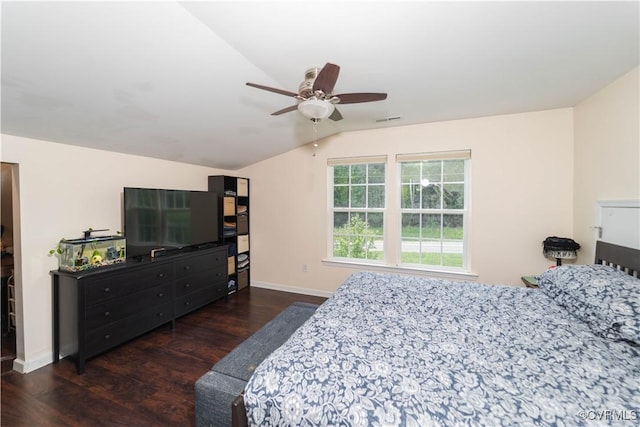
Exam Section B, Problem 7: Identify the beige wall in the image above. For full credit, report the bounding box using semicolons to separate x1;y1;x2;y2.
573;67;640;262
0;134;229;373
241;108;575;294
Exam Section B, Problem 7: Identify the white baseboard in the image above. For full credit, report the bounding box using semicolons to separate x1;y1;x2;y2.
251;281;334;298
12;351;53;374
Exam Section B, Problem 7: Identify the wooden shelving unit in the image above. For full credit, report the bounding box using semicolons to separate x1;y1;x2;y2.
208;176;250;294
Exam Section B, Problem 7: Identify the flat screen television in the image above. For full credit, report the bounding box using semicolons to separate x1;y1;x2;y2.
124;187;219;259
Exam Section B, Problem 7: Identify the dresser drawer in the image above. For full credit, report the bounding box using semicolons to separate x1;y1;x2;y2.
174;283;227;318
85;264;172;305
175;250;226;277
86;302;173;358
174;270;211;297
85;283;171;331
175;263;227;297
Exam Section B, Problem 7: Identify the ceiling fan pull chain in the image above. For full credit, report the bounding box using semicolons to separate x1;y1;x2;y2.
312;118;319;157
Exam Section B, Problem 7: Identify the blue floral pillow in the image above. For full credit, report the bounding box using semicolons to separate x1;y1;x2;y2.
537;264;640;344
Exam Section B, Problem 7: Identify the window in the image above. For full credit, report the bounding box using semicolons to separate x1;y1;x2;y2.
328;150;470;272
399;153;468;269
330;158;386;261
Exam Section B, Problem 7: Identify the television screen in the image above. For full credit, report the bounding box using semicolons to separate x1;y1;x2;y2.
124;187;218;258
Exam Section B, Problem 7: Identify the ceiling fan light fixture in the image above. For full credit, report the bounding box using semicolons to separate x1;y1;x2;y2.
297;99;335;120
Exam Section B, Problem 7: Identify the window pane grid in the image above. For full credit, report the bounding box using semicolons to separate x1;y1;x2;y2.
400;159;466;269
331;163;385;261
330;154;467;272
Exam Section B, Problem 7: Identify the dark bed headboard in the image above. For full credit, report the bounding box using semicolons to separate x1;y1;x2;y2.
594;240;640;277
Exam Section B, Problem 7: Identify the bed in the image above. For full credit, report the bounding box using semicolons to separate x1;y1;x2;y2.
240;241;640;426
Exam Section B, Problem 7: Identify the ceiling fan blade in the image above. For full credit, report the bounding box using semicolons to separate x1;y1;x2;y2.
271;105;299;116
329;108;343;121
246;82;298;98
335;93;388;104
312;63;340;94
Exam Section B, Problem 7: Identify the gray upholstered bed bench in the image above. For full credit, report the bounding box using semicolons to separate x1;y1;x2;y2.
194;301;319;427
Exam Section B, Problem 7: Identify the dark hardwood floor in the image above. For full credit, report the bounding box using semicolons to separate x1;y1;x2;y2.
1;287;326;427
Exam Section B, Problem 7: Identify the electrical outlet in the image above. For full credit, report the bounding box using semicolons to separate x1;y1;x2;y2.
302;263;308;273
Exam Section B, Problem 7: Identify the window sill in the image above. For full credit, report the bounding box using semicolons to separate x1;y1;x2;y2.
321;258;479;282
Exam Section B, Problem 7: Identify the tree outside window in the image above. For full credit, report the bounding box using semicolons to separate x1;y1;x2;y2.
400;159;466;268
331;162;385;261
329;151;469;272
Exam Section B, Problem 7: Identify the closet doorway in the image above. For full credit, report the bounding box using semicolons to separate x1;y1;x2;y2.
1;162;18;374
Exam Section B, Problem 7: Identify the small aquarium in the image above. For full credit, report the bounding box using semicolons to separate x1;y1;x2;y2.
56;229;126;272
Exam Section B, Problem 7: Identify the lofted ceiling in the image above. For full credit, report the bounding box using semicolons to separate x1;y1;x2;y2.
1;1;638;170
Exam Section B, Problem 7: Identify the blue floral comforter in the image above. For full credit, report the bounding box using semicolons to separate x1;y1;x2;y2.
244;272;640;426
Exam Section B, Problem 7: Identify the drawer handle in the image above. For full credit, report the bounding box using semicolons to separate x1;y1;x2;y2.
103;287;110;293
185;283;191;288
158;273;164;278
158;292;164;298
216;272;221;277
104;334;111;340
158;312;164;317
184;266;190;271
104;311;110;317
185;301;190;306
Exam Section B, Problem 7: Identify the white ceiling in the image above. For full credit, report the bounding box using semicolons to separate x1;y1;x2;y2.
2;1;638;170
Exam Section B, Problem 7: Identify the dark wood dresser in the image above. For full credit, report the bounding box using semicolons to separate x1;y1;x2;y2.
51;246;227;373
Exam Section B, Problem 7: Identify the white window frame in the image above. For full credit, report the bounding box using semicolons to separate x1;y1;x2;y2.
327;156;387;265
324;151;475;281
396;150;471;273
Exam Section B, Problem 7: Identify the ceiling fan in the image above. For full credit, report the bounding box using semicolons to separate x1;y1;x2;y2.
246;63;387;121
